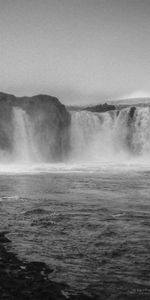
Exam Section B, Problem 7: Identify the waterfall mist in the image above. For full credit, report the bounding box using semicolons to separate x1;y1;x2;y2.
69;107;150;164
0;106;60;166
13;107;39;162
0;104;150;172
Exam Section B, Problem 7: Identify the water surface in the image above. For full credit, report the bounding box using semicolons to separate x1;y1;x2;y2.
0;165;150;297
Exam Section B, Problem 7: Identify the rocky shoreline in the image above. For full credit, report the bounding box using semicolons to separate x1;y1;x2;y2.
1;231;150;300
0;232;94;300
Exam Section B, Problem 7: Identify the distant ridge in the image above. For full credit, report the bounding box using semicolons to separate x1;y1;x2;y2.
67;103;116;112
108;97;150;106
67;97;150;113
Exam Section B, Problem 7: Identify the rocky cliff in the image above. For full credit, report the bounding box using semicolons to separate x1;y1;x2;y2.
0;92;70;161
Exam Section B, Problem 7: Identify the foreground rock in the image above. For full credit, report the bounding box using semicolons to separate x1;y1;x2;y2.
0;232;150;299
0;232;94;300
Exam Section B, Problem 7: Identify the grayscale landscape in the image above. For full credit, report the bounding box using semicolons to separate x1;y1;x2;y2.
0;1;150;299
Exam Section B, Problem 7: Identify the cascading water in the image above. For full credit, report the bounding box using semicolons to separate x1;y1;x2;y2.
69;107;150;163
70;110;115;162
1;105;150;172
13;107;39;163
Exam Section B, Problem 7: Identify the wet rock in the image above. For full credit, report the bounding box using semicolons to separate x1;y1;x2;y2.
0;232;95;300
0;232;10;243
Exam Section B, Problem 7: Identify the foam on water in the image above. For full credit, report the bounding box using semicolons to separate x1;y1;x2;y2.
0;159;150;174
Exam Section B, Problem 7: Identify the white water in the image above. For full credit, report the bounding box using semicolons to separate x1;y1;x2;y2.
70;110;116;162
69;107;150;164
13;107;39;162
0;106;150;173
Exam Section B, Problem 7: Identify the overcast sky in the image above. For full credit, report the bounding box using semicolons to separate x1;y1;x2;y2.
0;0;150;104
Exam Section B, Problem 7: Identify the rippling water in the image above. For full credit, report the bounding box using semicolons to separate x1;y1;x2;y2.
0;164;150;297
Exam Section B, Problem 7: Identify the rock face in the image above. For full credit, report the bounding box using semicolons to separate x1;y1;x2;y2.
84;103;116;113
67;103;116;113
0;92;70;161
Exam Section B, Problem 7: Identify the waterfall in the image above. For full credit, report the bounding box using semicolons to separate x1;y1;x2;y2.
13;107;39;162
69;107;150;162
70;110;115;161
1;105;150;166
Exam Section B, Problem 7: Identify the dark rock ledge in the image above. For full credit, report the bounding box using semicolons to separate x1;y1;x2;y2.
1;232;150;300
0;232;94;300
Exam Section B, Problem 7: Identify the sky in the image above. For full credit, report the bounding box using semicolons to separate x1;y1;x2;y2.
0;0;150;105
